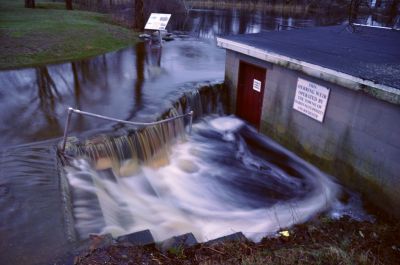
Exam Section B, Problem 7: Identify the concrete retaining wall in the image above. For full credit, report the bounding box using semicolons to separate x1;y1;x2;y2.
225;50;400;218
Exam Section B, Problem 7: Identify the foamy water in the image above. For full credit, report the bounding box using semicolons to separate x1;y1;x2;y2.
65;115;341;242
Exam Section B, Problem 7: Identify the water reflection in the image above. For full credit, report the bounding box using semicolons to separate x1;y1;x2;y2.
132;42;145;117
36;66;61;125
0;36;224;146
0;7;392;147
185;8;391;38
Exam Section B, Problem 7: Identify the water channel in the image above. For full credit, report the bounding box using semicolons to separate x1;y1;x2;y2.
0;7;378;265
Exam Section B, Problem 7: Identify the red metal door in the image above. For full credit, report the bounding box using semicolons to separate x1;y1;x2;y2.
236;62;266;129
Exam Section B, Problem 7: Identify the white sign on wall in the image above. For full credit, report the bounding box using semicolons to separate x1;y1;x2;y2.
293;78;330;122
144;13;171;31
253;79;262;92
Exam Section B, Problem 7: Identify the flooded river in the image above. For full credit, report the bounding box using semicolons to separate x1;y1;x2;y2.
0;39;224;146
0;7;377;265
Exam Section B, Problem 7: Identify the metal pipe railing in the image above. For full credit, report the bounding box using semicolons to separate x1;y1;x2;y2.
277;24;300;31
61;107;194;153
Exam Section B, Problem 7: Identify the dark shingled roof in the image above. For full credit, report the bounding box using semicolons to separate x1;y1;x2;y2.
221;25;400;90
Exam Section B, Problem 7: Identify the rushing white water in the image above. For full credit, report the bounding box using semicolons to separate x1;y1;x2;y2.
65;115;340;242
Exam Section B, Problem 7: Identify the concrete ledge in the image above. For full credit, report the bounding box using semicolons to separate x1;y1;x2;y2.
217;37;400;105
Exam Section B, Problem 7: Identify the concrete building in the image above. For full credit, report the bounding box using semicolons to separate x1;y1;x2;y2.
217;25;400;217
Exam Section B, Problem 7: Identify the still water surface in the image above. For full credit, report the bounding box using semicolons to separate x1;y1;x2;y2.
0;7;379;147
0;39;224;146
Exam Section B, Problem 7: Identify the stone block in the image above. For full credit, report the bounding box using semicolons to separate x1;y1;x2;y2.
116;229;155;246
159;233;198;251
205;232;248;246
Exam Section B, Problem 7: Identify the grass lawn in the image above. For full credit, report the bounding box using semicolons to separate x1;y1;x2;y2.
0;0;138;69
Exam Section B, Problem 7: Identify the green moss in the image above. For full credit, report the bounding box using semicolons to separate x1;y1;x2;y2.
362;84;400;105
0;0;139;69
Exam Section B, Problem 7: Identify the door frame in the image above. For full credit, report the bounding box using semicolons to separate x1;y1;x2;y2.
236;60;267;129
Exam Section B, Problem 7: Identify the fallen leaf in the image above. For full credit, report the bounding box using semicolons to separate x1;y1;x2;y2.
279;230;290;237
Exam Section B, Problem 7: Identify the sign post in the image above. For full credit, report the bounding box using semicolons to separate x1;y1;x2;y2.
292;78;330;122
144;13;172;46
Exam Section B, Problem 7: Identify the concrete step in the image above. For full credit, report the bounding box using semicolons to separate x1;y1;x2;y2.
0;141;75;265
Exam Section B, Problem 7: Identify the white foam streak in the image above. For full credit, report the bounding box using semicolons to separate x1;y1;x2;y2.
66;116;340;242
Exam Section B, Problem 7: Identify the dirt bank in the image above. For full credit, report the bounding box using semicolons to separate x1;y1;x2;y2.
75;216;400;265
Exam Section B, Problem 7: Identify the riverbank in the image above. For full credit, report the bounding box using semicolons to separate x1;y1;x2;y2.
0;1;138;70
74;216;400;265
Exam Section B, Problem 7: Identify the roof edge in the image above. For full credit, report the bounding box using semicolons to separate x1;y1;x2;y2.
216;37;400;105
352;23;400;31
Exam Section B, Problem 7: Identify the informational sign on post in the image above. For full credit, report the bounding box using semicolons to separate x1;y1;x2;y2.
293;78;330;122
253;79;262;92
144;13;172;31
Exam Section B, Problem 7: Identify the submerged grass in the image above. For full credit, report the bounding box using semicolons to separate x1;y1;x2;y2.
0;0;138;70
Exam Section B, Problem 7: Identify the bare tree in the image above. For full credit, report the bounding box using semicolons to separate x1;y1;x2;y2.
25;0;35;8
348;0;363;23
181;0;192;13
66;0;73;10
134;0;145;30
386;0;399;26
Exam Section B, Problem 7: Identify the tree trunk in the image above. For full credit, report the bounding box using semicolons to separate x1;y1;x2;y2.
349;0;362;23
134;0;145;31
386;0;399;27
25;0;35;8
66;0;73;10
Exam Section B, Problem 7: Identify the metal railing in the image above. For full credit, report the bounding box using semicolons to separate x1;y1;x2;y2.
277;24;300;31
61;107;194;152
